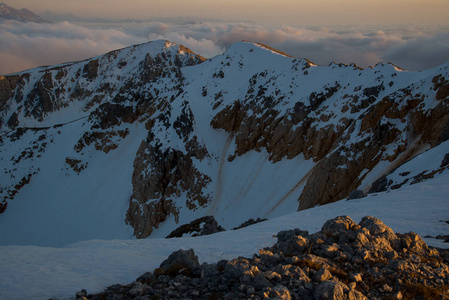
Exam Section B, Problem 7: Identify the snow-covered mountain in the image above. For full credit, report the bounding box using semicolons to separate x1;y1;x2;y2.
1;39;449;247
0;2;47;23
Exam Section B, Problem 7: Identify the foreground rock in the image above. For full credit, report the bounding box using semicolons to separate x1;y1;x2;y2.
77;216;449;299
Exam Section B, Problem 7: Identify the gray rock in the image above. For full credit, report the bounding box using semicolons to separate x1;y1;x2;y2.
440;153;449;167
129;282;146;297
282;235;309;257
359;216;394;236
348;288;368;300
277;228;309;243
233;217;268;230
222;258;258;281
136;272;156;284
314;268;332;282
275;264;310;283
368;175;390;193
347;190;366;200
201;262;220;279
314;280;347;300
155;248;201;277
321;216;360;237
350;273;362;282
166;216;225;238
271;284;292;300
75;289;87;299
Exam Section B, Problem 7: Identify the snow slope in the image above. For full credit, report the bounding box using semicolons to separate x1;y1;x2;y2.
0;170;448;300
1;39;449;249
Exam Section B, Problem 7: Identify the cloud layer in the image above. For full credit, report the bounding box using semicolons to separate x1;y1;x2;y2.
1;19;449;75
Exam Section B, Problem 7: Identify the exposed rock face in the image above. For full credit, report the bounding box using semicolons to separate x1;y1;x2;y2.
0;75;20;111
211;79;449;211
25;72;59;121
166;216;225;238
233;217;268;230
126;133;212;238
77;216;449;300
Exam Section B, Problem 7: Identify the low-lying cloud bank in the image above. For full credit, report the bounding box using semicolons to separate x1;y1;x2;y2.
1;19;448;75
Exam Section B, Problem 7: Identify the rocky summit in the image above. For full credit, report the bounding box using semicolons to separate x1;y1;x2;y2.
75;216;449;300
1;39;449;245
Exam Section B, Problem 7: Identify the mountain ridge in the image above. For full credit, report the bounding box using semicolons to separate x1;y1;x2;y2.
1;39;449;246
0;2;47;23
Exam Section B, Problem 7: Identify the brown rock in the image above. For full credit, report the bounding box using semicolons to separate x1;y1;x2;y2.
314;280;348;300
314;268;333;282
321;216;360;237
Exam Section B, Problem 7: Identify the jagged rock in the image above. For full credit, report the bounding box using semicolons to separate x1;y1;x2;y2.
314;268;333;282
128;282;146;297
166;216;225;238
89;102;137;130
280;235;309;257
75;289;87;299
83;59;99;80
347;190;366;200
0;75;20;111
222;258;259;281
314;280;347;300
350;273;362;282
441;153;449;167
201;263;220;279
398;232;428;253
369;176;391;194
258;249;284;269
269;284;292;299
321;215;360;237
126;138;212;238
136;272;156;284
233;217;268;230
154;248;201;277
275;264;310;283
359;216;394;236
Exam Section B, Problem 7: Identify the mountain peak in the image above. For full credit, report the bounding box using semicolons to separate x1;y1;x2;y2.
222;40;316;71
0;2;47;23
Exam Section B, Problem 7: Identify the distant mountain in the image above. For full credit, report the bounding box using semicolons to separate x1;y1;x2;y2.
0;39;449;247
38;10;138;23
0;2;47;23
39;10;229;25
38;10;84;23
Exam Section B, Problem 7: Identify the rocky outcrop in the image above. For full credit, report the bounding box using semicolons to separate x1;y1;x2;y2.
126;133;212;238
210;80;449;211
233;217;268;230
77;216;449;300
0;75;20;111
166;216;225;238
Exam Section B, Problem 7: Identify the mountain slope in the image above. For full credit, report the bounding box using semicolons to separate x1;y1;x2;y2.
0;40;449;246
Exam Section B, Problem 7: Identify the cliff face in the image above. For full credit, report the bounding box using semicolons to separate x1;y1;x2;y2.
1;40;449;241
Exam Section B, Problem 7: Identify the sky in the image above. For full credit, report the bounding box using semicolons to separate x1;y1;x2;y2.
1;0;449;74
5;0;449;25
